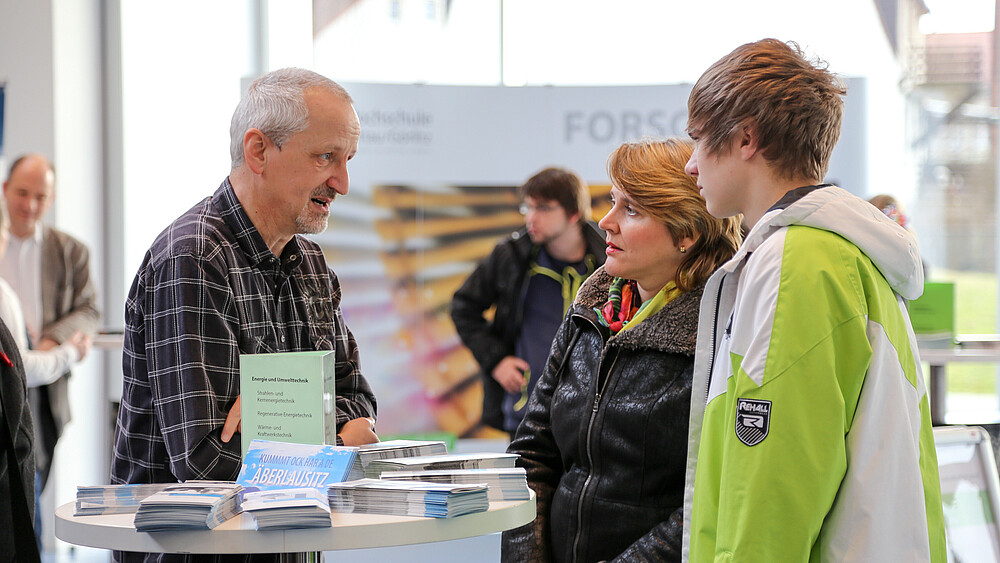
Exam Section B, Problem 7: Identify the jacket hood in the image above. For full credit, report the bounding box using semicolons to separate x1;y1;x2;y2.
739;186;924;300
573;267;703;355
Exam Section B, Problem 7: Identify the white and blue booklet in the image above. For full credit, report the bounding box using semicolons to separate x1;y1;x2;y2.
366;451;518;477
75;482;174;516
348;439;449;480
235;439;360;530
380;467;530;502
238;487;331;530
327;478;490;518
133;481;243;532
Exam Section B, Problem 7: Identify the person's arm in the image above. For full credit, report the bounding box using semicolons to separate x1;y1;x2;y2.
501;316;577;563
220;266;377;448
145;253;243;481
610;509;684;562
40;235;100;345
221;401;377;446
450;243;513;375
0;288;87;387
20;345;78;387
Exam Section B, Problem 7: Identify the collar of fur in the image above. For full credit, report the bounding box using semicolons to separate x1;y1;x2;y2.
572;266;703;355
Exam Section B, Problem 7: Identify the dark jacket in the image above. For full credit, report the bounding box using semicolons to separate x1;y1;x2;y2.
502;267;701;563
0;319;38;562
450;223;606;430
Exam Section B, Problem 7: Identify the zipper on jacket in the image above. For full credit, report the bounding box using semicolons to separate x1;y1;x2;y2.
572;340;619;563
510;243;537;338
705;273;727;405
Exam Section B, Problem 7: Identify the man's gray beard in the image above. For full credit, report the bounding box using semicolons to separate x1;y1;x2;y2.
295;213;330;235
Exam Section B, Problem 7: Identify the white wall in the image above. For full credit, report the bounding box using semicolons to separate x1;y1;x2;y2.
119;2;251;281
0;0;56;163
118;0;312;285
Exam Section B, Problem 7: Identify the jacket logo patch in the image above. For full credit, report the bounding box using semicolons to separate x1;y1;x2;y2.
735;399;771;446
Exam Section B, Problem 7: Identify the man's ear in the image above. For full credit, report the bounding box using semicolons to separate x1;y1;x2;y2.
738;123;761;161
243;129;269;174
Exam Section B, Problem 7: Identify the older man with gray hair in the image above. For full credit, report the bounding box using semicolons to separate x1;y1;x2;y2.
111;68;377;561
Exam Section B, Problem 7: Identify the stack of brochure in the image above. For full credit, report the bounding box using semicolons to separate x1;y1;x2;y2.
380;467;530;501
133;481;243;531
241;487;331;530
74;483;174;516
348;439;449;479
327;479;489;518
237;439;359;491
366;452;518;477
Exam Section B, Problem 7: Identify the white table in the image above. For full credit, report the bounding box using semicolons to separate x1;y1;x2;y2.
921;336;1000;425
55;494;534;559
93;331;125;350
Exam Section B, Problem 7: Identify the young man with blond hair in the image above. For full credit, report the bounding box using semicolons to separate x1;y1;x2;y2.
681;38;946;562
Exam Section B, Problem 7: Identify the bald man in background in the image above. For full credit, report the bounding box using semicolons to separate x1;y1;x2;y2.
0;154;100;537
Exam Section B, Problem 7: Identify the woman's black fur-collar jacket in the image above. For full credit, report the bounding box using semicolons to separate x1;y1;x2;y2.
502;266;702;563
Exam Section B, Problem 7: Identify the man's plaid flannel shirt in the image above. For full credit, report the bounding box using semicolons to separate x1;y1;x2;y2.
112;178;376;486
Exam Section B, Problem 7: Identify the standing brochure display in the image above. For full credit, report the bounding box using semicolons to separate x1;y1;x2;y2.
237;440;360;531
238;440;358;491
240;351;338;457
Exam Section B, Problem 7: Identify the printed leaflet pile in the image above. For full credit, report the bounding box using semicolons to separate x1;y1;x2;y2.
327;479;489;518
133;481;243;531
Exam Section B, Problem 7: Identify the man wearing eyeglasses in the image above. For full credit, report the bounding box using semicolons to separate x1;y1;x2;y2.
451;167;605;438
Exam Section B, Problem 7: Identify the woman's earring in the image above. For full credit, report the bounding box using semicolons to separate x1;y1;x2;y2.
679;245;686;253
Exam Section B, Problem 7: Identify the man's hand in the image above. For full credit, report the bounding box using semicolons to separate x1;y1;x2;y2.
338;417;378;446
492;356;530;393
221;400;380;447
221;395;241;443
66;331;92;362
37;337;59;351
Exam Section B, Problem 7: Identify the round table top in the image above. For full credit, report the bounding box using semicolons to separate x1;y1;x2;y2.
920;347;1000;363
55;493;535;554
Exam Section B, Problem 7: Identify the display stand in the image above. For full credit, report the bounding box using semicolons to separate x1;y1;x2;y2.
55;493;534;561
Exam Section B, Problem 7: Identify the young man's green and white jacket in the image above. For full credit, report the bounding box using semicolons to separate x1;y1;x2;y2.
682;185;947;562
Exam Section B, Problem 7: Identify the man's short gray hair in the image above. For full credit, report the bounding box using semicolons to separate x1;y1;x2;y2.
229;68;352;168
